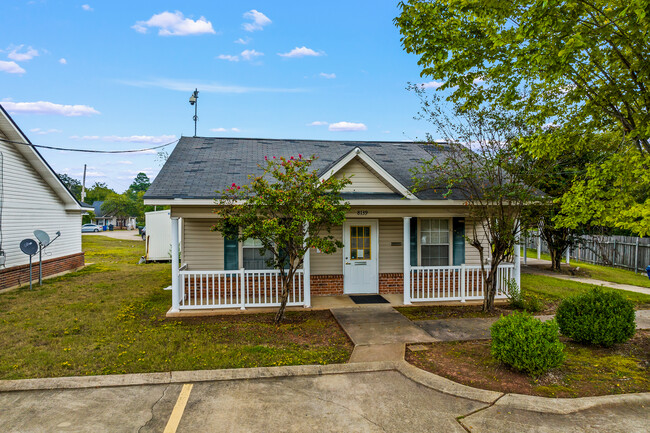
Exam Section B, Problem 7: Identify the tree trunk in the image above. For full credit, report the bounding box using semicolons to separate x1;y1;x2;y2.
274;269;294;324
482;265;499;312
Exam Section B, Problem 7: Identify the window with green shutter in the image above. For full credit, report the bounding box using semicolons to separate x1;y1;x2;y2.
224;224;239;270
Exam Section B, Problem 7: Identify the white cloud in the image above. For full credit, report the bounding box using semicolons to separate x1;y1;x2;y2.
7;45;39;62
382;130;391;134
117;160;133;165
217;54;239;62
2;101;100;116
210;127;240;133
81;4;92;11
278;46;323;58
307;121;328;126
319;72;336;79
0;61;25;74
328;121;367;132
218;49;264;62
119;78;305;94
240;49;263;61
242;10;271;32
419;81;445;89
30;128;62;135
234;37;250;45
70;134;176;144
133;11;216;36
231;127;241;132
59;58;67;65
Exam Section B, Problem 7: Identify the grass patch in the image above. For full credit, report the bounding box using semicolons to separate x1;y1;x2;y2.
407;330;650;397
522;274;650;310
0;236;352;380
526;248;650;288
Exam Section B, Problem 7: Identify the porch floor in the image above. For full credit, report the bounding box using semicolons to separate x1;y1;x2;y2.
165;294;491;318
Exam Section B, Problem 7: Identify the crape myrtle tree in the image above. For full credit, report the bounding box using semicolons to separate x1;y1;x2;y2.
212;155;351;324
412;91;550;312
396;0;650;235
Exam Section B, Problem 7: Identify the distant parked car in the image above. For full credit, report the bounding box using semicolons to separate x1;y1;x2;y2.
81;223;101;233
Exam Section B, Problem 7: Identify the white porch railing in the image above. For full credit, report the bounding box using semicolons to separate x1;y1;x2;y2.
410;263;514;303
179;269;305;310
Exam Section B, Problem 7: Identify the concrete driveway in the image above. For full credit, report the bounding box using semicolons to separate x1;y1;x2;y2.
83;231;143;241
1;363;648;433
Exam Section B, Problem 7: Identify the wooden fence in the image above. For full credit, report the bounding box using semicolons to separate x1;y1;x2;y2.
523;233;650;274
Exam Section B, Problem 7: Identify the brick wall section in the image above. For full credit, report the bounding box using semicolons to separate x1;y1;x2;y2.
0;252;85;290
310;274;344;296
379;273;404;294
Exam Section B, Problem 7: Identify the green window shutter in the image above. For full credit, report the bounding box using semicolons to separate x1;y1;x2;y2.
410;217;418;266
452;217;465;266
224;225;239;270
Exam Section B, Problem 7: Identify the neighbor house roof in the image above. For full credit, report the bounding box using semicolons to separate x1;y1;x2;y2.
145;136;460;202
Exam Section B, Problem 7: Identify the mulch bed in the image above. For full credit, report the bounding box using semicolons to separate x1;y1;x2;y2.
407;330;650;398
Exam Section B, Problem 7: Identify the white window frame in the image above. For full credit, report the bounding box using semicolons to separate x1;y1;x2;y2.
419;218;451;266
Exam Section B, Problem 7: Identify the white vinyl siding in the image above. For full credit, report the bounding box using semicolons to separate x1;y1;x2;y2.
181;219;224;270
334;158;393;193
0;132;82;270
378;218;403;273
310;225;343;275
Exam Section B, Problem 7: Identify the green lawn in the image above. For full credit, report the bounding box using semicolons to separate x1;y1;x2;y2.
522;273;650;310
0;236;351;380
525;248;650;288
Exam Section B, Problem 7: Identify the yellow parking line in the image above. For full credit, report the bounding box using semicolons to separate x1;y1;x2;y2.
163;383;193;433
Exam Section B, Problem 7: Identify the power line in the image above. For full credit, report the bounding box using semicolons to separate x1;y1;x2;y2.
0;137;178;154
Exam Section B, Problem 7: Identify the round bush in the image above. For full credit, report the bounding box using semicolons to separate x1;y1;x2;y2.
556;288;636;347
490;312;565;375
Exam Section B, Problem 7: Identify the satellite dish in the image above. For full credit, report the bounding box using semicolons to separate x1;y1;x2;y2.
33;230;50;245
20;239;38;255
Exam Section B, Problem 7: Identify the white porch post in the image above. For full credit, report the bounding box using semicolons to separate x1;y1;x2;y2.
566;246;570;265
514;225;521;292
537;232;541;259
303;245;311;308
403;217;412;305
170;216;180;313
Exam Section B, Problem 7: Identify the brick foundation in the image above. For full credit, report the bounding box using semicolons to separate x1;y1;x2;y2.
0;252;85;290
378;273;404;294
310;274;345;296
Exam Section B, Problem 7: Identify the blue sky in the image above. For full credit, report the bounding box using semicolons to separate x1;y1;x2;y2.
0;1;438;191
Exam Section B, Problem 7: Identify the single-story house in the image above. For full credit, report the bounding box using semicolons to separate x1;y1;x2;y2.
144;137;520;312
0;105;93;290
92;201;137;230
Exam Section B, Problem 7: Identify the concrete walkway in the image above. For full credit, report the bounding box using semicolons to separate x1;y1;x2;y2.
417;310;649;341
83;231;143;241
1;362;648;432
522;260;650;296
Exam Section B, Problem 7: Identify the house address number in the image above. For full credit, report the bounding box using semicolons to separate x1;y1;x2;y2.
356;210;368;216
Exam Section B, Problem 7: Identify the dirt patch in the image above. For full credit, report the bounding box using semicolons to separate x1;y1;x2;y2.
407;330;650;398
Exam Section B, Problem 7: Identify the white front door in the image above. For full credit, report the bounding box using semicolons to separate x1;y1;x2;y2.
343;220;379;294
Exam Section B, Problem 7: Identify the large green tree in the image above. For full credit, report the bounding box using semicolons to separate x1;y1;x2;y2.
396;0;650;235
101;193;139;220
128;172;151;194
85;182;115;204
212;155;351;323
57;173;82;200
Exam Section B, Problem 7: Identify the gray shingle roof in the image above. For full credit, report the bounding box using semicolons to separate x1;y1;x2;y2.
144;136;459;200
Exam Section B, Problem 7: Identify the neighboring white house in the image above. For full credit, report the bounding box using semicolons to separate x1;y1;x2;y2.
92;201;137;230
0;105;92;290
144;136;521;314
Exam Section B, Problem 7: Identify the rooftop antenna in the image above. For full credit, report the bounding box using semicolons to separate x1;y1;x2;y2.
33;229;61;286
19;239;38;290
189;88;199;137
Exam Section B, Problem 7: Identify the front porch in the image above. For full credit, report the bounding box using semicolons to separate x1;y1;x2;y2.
168;217;521;314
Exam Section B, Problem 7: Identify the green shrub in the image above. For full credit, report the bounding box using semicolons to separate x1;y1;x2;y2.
490;312;565;375
524;296;544;313
556;288;636;347
505;278;525;309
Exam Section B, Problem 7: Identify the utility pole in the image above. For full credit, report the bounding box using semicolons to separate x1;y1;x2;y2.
189;88;199;137
81;164;87;203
